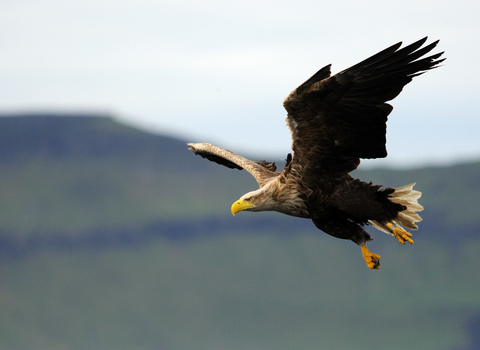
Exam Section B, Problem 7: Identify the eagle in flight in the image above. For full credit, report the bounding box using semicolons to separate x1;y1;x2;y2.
188;37;444;269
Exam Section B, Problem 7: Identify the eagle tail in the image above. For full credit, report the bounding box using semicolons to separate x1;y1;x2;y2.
369;183;423;243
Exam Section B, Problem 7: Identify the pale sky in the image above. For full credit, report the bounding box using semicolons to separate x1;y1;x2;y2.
1;0;479;168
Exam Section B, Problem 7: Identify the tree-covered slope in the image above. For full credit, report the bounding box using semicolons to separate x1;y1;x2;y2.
1;113;480;239
0;114;254;237
1;114;480;350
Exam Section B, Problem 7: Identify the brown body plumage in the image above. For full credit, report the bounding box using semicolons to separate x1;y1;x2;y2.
188;37;444;269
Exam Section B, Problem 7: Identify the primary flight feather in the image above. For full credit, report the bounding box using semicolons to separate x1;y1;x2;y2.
188;37;444;269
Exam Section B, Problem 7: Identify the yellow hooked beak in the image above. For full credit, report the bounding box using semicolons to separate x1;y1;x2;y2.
231;199;253;216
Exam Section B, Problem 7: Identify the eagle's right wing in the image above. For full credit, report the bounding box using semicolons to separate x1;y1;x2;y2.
283;37;444;178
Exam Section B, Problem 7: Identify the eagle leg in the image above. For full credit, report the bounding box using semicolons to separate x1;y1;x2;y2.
386;223;414;245
312;217;380;270
361;245;381;269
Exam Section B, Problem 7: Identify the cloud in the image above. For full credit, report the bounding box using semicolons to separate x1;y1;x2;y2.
1;0;479;167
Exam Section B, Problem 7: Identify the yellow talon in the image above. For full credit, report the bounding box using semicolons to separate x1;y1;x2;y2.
386;223;414;244
361;246;381;269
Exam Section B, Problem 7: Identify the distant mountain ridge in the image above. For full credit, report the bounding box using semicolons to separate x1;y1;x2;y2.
0;113;188;164
0;113;255;238
1;113;480;242
2;113;480;350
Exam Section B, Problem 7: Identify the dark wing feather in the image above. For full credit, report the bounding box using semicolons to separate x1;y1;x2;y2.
283;37;444;179
187;143;278;187
187;146;242;169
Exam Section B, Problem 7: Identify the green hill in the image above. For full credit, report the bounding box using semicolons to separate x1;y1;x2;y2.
0;114;253;238
2;114;479;240
1;114;479;350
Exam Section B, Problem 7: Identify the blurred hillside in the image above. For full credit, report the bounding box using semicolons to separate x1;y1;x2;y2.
0;114;252;239
0;114;479;350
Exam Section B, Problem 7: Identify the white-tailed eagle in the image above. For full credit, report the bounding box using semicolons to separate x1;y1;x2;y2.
188;37;444;269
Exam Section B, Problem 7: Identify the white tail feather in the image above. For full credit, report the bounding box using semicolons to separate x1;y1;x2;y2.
389;183;423;229
369;183;423;234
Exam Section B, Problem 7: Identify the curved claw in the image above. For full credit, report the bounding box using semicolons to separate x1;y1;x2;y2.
393;227;414;244
361;246;381;269
386;223;414;244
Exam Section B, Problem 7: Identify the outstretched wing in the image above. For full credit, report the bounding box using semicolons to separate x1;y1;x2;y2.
283;37;444;178
187;143;278;187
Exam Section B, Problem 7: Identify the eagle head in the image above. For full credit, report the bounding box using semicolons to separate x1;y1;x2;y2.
231;180;308;217
231;188;273;216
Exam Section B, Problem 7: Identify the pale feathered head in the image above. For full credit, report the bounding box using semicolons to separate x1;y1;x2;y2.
231;178;308;217
231;188;276;215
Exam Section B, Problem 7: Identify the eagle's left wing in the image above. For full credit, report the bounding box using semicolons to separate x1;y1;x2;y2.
188;143;278;187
